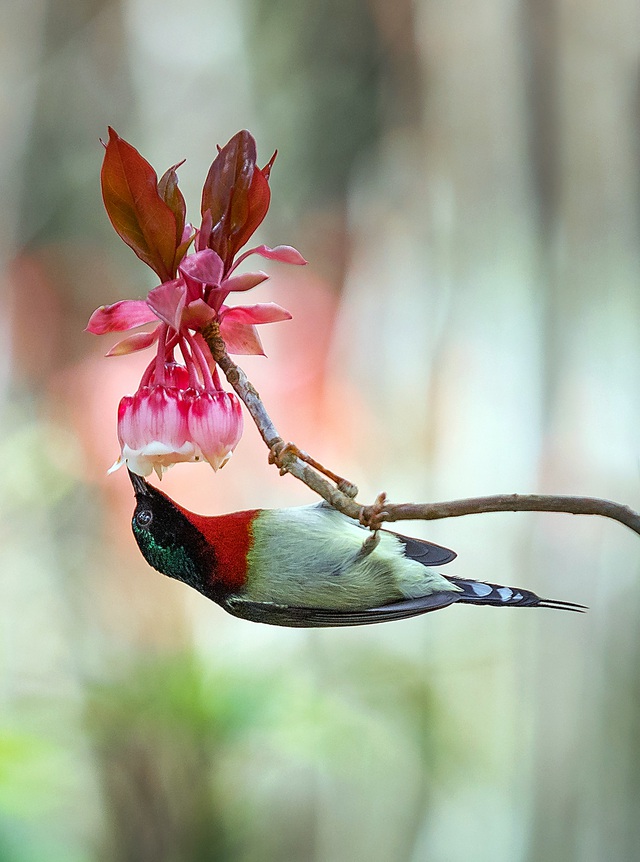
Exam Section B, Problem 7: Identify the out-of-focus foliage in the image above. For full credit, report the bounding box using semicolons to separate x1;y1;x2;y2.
84;649;450;862
2;0;639;860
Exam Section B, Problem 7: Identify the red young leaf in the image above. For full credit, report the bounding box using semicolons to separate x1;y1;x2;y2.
101;128;179;282
201;131;255;232
229;166;271;257
173;228;196;271
200;131;272;271
158;165;195;271
158;162;187;249
261;150;277;181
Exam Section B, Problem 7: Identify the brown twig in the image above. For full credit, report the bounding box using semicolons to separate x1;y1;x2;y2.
373;495;640;535
200;321;640;538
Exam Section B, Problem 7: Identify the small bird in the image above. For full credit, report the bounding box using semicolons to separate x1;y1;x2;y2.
128;470;584;626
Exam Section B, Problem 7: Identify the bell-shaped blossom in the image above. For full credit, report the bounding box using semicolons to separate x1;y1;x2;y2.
112;377;244;478
186;389;244;471
112;384;196;478
110;339;246;477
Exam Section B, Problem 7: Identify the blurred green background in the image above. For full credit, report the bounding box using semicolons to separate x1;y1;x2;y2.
2;0;639;859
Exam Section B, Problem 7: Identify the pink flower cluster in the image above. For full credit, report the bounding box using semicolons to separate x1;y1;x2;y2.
115;364;243;476
87;129;305;478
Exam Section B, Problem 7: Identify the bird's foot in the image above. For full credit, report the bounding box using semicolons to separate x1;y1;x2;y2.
354;493;388;561
268;438;358;497
359;492;389;532
357;529;381;559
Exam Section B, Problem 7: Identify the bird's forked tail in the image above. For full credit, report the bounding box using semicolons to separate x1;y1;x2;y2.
446;577;586;612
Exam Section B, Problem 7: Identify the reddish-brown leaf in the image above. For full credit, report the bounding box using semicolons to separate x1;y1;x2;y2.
158;162;186;244
173;229;196;271
101;128;178;282
201;131;255;233
158;162;194;271
201;130;272;270
261;149;277;181
230;166;271;256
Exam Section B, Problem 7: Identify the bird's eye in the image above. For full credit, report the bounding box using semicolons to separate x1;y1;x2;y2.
135;507;153;528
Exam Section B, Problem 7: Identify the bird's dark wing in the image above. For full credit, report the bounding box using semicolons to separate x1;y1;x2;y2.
388;531;457;566
221;592;460;628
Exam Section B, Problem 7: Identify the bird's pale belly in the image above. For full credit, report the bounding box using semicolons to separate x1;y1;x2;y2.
243;506;454;609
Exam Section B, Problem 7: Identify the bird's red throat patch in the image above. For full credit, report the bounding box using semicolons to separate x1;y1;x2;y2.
176;504;259;591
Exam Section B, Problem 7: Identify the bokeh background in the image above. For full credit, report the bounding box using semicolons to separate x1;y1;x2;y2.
2;0;640;859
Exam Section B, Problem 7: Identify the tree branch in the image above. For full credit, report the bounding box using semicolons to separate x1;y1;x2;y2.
377;495;640;536
201;321;640;538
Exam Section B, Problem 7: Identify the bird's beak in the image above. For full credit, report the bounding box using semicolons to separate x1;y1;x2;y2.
128;469;151;498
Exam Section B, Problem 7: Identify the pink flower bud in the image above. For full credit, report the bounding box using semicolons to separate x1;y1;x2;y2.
186;389;244;471
162;362;190;390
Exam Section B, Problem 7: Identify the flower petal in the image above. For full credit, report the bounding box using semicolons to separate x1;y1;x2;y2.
147;279;187;330
186;390;244;471
121;443;198;478
106;329;160;356
86;300;157;334
232;244;307;270
117;386;194;466
219;302;292;325
222;271;269;292
181;298;217;330
107;455;126;474
179;248;224;295
219;318;265;355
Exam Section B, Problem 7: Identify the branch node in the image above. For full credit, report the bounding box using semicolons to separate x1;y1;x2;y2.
201;320;226;363
268;439;299;475
337;479;359;498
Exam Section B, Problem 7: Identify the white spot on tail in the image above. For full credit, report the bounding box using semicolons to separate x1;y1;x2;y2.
471;582;493;597
497;587;513;602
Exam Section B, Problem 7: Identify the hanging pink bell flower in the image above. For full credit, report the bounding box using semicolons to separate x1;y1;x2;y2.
112;382;244;478
112;383;195;478
186;389;244;471
110;339;246;477
88;128;306;475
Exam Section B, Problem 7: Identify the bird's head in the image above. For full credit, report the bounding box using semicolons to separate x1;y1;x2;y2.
128;470;217;597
